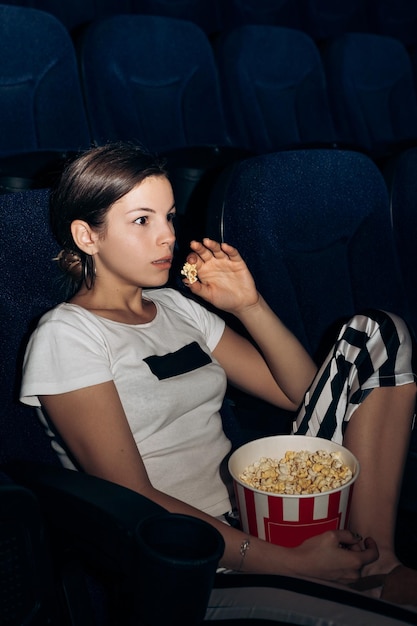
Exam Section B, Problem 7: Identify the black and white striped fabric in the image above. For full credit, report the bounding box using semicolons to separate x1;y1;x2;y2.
293;310;415;444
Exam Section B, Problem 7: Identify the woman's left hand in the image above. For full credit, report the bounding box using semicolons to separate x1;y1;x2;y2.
182;239;259;314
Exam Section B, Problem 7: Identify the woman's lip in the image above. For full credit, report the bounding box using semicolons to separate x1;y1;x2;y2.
152;257;173;265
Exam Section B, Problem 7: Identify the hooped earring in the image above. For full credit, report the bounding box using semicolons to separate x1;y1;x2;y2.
83;255;95;290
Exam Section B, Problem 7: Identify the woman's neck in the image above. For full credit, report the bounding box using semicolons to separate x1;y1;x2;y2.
70;284;157;325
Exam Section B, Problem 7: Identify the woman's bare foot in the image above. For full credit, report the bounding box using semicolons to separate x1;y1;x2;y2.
380;565;417;606
350;563;417;606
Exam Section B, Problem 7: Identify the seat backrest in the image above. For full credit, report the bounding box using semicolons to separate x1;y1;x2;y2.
214;25;336;154
0;5;91;156
208;149;410;359
0;189;63;466
79;14;231;154
385;147;417;342
321;32;417;159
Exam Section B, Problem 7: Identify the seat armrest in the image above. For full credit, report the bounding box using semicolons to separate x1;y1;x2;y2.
2;461;165;576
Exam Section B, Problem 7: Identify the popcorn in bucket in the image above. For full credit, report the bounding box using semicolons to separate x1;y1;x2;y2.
228;435;360;548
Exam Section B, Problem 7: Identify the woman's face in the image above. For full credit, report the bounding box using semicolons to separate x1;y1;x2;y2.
92;175;176;289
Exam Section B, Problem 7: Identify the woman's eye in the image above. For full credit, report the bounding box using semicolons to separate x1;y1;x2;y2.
167;212;176;223
134;216;148;225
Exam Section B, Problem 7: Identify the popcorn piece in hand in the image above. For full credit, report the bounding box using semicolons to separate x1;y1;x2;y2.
181;261;198;284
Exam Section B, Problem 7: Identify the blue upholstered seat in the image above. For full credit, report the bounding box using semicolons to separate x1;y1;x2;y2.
321;32;417;160
214;25;336;155
0;5;90;156
0;189;62;466
79;14;231;154
0;4;91;191
208;148;410;359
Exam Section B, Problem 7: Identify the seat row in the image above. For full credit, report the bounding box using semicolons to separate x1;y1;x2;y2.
2;4;417;207
3;0;417;47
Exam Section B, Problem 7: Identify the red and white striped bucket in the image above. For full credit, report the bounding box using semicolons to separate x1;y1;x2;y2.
228;435;359;548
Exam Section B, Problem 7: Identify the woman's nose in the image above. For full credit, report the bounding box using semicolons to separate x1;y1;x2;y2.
158;220;176;245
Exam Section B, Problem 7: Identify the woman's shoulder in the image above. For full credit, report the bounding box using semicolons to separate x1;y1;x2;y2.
36;302;108;338
28;303;111;358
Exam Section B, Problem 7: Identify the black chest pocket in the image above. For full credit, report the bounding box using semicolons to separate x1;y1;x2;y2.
143;341;212;380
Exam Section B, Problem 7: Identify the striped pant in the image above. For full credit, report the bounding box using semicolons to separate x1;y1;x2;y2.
292;310;415;444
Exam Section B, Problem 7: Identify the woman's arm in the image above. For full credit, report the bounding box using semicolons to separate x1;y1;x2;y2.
40;381;378;583
184;239;318;409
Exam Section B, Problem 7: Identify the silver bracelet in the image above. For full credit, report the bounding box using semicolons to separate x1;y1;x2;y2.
238;538;250;571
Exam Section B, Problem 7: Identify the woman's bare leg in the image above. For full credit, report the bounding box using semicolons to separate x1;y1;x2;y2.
343;383;416;578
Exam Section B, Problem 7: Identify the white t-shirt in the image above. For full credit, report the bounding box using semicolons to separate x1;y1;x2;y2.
20;288;234;517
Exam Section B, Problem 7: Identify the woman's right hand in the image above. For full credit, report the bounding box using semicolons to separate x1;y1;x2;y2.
289;530;379;584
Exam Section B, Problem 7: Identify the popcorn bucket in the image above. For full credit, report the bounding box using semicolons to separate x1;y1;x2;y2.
228;435;359;548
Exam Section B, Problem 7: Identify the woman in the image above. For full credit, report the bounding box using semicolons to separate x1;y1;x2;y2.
20;142;417;615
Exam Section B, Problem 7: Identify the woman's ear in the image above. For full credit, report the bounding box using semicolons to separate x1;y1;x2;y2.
71;220;99;255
